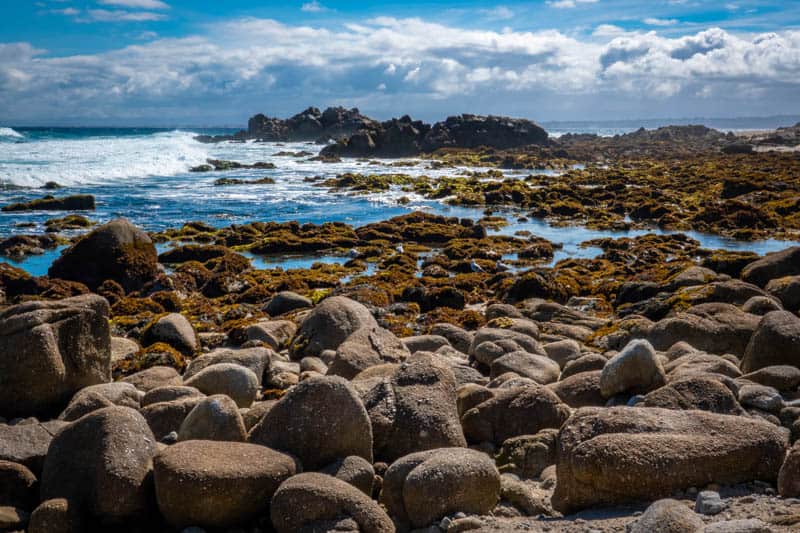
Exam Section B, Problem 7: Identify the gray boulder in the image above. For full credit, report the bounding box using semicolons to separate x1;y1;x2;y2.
630;499;704;533
741;310;800;373
141;313;198;355
741;246;800;287
0;294;111;418
184;363;259;408
263;291;312;316
177;394;247;442
328;326;409;379
290;296;377;357
599;339;666;398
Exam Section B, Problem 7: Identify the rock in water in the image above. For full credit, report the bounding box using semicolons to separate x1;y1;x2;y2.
154;440;297;528
551;406;788;513
249;376;373;469
40;406;158;523
270;473;394;533
0;294;111;418
48;218;158;292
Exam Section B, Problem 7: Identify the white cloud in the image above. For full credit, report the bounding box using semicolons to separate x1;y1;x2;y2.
1;17;799;123
97;0;169;8
546;0;598;9
51;7;80;16
644;17;679;26
301;1;328;13
480;6;514;20
86;9;167;21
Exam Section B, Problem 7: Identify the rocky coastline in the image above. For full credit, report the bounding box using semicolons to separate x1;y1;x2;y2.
1;112;800;532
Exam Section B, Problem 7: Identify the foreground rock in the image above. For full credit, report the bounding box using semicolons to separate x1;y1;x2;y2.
290;296;377;357
48;219;158;292
629;499;704;533
154;440;297;528
0;295;110;418
40;406;157;523
552;406;788;513
271;473;394;533
380;448;500;528
741;310;800;372
599;339;666;398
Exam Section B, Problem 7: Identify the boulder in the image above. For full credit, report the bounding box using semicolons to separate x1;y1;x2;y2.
402;334;451;353
642;375;744;415
111;336;140;363
548;370;606;408
361;356;466;462
490;351;561;384
430;322;473;354
141;313;198;355
543;339;582;368
0;420;68;475
59;382;142;421
599;339;666;398
766;275;800;311
629;499;704;533
27;498;82;533
738;384;783;413
328;326;410;379
140;397;203;440
0;506;29;530
320;456;375;495
184;363;259;408
290;296;377;357
739;365;800;391
381;449;501;528
245;320;297;351
741;246;800;287
551;406;788;513
648;304;759;356
741;311;800;373
155;440;297;528
741;295;783;315
0;460;37;509
560;353;607;379
141;385;202;407
461;384;570;445
495;429;558;478
249;376;373;469
40;406;158;522
0;294;111;418
263;291;312;316
271;473;393;533
778;440;800;497
183;346;272;381
122;366;182;392
48;219;158;292
177;394;247;442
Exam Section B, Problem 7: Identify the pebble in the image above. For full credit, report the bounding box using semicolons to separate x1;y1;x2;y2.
695;491;727;515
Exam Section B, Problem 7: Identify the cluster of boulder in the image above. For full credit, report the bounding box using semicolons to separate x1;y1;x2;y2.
1;218;800;532
195;106;550;158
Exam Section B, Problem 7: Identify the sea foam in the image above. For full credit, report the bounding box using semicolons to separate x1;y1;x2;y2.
0;127;24;139
0;130;209;187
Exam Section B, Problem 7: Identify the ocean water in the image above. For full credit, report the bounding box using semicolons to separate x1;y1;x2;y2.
1;125;798;277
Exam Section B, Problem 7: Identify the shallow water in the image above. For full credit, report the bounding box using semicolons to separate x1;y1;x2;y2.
1;128;798;278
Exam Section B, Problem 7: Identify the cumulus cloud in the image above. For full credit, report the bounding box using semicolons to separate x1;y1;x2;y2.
546;0;599;9
86;9;167;21
1;17;799;123
97;0;170;9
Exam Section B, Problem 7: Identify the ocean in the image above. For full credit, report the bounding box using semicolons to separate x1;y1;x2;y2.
1;124;798;276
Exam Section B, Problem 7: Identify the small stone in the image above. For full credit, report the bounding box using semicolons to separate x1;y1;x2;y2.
161;431;178;444
695;490;726;515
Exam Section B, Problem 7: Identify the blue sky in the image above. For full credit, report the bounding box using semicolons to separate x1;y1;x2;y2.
1;0;800;125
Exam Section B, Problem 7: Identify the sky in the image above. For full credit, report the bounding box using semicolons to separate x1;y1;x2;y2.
1;0;800;126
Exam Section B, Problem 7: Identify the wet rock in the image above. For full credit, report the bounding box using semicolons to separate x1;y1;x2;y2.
184;363;259;408
361;355;466;462
2;194;95;212
290;296;378;357
263;290;313;316
0;294;111;418
328;326;410;379
551;406;788;513
249;376;373;469
271;472;393;533
741;310;800;372
599;339;666;398
380;448;500;528
141;313;198;355
629;499;704;533
49;218;158;292
461;384;570;445
154;440;297;529
177;394;247;442
40;406;158;522
741;246;800;287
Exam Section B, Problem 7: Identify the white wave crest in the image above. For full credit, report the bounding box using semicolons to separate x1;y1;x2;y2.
0;130;209;187
0;127;23;138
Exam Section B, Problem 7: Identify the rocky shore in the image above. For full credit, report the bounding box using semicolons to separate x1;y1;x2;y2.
1;114;800;533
